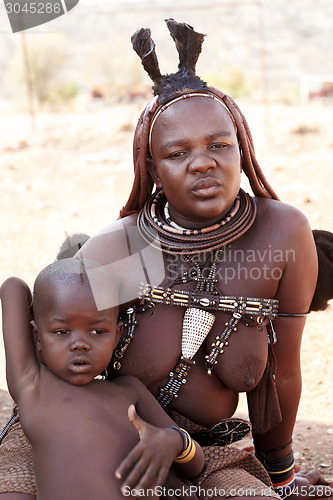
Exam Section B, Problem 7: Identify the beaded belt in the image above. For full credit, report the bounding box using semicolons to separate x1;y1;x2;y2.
139;283;279;319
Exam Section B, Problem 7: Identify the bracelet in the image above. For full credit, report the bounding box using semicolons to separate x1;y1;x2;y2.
174;440;196;464
170;426;188;454
171;427;197;464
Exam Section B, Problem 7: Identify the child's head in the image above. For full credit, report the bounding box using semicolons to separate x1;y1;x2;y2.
56;233;90;260
31;258;122;386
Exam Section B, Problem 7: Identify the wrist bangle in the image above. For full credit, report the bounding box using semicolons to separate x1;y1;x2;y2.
171;427;196;464
170;426;188;454
174;440;196;464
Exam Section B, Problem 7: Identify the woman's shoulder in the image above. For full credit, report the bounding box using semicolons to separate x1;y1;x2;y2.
251;196;314;253
95;213;139;236
254;196;310;228
78;213;140;265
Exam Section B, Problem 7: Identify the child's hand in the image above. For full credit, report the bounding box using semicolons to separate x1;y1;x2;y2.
115;405;183;496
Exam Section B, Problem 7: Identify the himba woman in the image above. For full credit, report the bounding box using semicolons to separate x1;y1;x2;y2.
0;19;332;500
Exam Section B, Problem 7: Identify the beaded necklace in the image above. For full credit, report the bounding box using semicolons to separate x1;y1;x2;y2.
137;188;257;255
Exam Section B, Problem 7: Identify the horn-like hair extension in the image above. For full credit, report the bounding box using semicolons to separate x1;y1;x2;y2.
165;18;205;75
131;28;162;85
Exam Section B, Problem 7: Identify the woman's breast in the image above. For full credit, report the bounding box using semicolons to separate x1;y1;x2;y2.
113;304;269;398
203;317;269;392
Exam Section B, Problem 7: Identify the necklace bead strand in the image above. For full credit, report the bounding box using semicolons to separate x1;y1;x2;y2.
137;188;257;255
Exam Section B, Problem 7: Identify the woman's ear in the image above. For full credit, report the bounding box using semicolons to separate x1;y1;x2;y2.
146;156;162;189
30;320;42;352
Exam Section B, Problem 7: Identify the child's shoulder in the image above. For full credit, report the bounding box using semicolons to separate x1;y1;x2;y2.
112;375;144;391
111;375;148;401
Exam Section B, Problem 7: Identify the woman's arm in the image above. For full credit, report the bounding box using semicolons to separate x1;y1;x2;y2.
253;209;317;444
252;211;333;498
0;277;40;403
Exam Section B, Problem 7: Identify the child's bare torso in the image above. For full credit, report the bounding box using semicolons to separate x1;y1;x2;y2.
19;368;140;500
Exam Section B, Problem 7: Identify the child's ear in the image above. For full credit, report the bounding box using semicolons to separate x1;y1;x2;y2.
115;320;123;345
146;156;162;189
30;320;41;352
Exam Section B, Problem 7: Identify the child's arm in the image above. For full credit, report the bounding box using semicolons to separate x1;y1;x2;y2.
114;377;204;493
0;277;40;403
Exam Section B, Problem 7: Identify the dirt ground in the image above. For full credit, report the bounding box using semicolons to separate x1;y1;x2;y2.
0;98;332;482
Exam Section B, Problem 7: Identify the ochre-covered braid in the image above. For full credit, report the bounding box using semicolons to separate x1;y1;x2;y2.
223;93;279;200
122;97;158;216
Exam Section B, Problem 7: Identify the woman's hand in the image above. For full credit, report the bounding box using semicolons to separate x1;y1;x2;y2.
288;470;333;500
115;405;184;496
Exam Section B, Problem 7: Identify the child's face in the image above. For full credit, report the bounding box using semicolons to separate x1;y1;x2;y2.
32;281;122;385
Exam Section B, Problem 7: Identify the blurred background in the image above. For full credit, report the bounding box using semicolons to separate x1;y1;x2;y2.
0;0;332;478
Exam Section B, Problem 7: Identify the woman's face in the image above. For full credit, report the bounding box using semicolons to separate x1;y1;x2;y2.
148;97;242;229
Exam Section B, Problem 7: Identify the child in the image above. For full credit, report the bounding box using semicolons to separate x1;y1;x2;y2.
0;258;204;500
